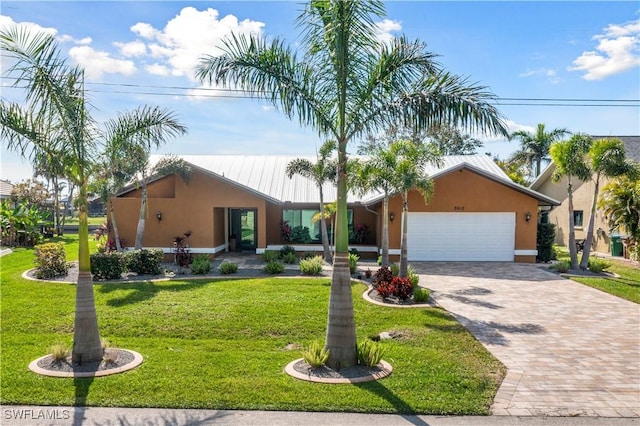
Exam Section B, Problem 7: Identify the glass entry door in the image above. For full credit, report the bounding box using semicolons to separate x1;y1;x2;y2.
230;208;256;251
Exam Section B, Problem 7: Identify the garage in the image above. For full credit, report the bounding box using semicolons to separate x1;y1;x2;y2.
407;212;516;261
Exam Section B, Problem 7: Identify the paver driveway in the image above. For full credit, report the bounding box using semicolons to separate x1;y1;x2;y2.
412;262;640;417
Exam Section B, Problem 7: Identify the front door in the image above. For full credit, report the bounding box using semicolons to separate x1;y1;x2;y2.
230;208;256;251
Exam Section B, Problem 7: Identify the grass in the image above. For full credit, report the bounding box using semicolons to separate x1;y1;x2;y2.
553;246;640;303
63;215;107;226
0;236;505;414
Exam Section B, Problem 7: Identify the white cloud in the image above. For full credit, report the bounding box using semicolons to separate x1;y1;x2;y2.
568;18;640;80
57;34;91;45
145;63;170;76
68;45;136;80
262;105;274;112
376;18;401;45
125;7;264;83
114;40;147;57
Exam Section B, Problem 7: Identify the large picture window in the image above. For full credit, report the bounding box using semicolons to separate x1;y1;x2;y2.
282;209;354;243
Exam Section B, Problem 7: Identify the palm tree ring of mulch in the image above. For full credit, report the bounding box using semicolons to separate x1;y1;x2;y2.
28;348;143;378
285;358;392;384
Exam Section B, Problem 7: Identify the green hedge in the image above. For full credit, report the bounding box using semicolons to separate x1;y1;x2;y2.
536;223;556;263
124;249;163;275
91;252;124;280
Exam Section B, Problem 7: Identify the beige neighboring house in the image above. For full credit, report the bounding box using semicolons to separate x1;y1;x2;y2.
530;136;640;257
0;180;14;203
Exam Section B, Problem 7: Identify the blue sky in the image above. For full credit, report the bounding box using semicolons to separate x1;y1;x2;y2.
1;1;639;183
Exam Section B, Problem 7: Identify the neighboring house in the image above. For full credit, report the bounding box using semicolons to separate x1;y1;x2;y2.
530;136;640;257
111;154;558;263
0;180;14;203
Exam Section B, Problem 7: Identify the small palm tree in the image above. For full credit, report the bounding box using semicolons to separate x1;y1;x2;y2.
196;0;506;369
549;134;592;270
510;123;570;177
286;140;337;263
598;175;640;252
580;138;636;268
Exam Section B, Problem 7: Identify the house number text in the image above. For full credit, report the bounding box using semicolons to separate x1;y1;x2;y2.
454;206;465;211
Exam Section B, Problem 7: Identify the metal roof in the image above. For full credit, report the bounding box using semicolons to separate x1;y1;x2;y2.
146;154;557;205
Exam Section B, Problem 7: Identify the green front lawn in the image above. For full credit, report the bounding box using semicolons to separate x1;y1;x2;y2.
553;246;640;303
0;238;504;414
570;260;640;303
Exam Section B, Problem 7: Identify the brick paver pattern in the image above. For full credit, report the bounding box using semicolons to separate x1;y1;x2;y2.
413;262;640;417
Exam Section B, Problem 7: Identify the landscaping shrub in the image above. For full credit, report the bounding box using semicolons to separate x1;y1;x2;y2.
261;250;280;263
124;249;163;275
50;343;69;362
413;287;430;303
550;260;570;273
537;223;556;263
302;341;329;368
373;266;393;287
376;276;413;300
299;255;323;275
279;245;296;258
349;252;359;274
357;339;384;368
264;260;285;275
282;252;298;264
407;265;420;289
90;252;123;280
290;226;312;243
34;242;68;279
587;257;611;273
190;254;211;275
390;263;400;276
218;261;238;275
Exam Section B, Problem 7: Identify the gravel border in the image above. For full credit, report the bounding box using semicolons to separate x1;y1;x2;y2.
28;349;143;378
285;358;392;384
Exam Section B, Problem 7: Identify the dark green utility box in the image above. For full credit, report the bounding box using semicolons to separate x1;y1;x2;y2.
610;235;623;257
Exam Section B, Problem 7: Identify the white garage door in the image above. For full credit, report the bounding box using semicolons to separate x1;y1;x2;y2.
407;212;515;261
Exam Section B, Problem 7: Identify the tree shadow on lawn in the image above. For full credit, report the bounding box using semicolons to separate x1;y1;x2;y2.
97;279;246;307
73;375;94;426
355;380;428;425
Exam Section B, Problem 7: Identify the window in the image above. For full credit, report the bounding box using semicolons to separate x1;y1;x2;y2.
282;209;353;243
573;210;584;227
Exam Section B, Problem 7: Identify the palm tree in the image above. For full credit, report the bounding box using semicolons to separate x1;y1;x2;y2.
510;123;570;177
133;155;192;250
196;0;506;369
386;141;439;277
103;107;187;250
549;134;592;270
286;140;337;263
579;138;634;269
599;175;640;250
1;27;187;363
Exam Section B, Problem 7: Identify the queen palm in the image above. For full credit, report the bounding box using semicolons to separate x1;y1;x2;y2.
286;140;337;263
549;134;592;270
510;123;570;177
196;0;506;368
1;28;186;362
579;138;635;269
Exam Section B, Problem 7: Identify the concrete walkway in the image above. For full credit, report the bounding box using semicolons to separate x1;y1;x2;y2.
413;262;640;417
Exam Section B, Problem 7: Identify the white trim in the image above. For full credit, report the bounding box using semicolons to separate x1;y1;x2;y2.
514;250;537;256
386;249;401;255
265;244;379;253
138;246;227;254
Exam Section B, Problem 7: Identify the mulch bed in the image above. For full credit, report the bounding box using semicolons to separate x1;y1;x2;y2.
291;359;386;380
35;348;134;374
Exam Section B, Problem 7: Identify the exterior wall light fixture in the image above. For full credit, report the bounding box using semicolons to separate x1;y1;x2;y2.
389;212;395;222
156;211;162;222
525;212;531;222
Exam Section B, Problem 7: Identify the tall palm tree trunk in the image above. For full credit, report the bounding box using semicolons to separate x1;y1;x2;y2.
134;183;147;249
72;183;103;363
580;174;600;269
399;194;409;277
319;191;332;263
325;141;357;369
381;194;390;266
567;180;579;270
